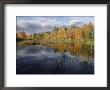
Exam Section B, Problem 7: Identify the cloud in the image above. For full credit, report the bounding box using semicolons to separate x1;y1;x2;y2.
17;17;56;33
17;17;68;33
16;16;93;33
67;17;83;26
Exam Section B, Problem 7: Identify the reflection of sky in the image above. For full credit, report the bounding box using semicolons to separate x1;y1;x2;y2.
16;16;94;34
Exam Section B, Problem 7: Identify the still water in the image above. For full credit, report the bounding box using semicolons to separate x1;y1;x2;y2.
16;41;94;74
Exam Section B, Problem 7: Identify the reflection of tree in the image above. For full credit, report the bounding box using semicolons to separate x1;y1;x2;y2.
17;39;94;62
45;42;94;61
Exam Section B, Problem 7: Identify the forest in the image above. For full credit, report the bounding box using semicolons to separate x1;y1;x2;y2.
16;22;94;47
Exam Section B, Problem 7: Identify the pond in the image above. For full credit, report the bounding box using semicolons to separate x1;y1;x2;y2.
16;40;94;74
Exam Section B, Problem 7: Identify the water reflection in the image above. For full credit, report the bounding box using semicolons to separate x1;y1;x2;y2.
16;40;94;74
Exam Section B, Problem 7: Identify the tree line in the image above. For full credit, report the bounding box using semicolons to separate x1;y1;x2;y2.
16;22;94;46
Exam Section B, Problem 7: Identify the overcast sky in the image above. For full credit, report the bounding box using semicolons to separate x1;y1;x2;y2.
16;16;94;34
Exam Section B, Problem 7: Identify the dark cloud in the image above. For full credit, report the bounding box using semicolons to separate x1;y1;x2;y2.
17;22;54;34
